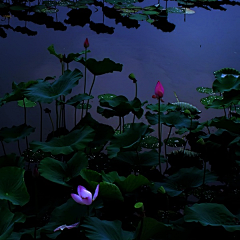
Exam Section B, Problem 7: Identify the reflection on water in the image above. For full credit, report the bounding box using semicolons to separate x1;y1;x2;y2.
0;0;240;154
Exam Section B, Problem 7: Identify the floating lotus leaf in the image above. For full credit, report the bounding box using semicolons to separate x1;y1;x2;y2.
164;137;186;147
0;3;8;8
200;95;223;109
147;19;155;23
105;0;137;4
24;69;82;103
115;174;151;193
196;87;214;94
0;167;30;206
41;7;59;13
57;0;72;6
212;75;240;93
129;14;148;21
107;123;153;158
142;10;159;15
39;151;88;186
17;98;36;108
0;124;35;143
10;5;29;11
140;135;159;149
78;58;123;76
66;93;93;106
82;217;133;240
184;8;195;14
30;126;95;155
171;102;201;114
76;103;92;109
114;150;166;167
158;167;218;197
184;203;240;232
0;201;25;240
43;1;57;6
135;217;173;240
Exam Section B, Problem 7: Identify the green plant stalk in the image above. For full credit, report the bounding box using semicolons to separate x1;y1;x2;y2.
1;140;6;156
75;107;77;126
39;103;42;142
164;126;172;171
158;98;162;175
86;75;96;114
17;140;21;155
119;117;122;134
203;160;206;186
82;49;88;119
34;178;39;240
133;82;137;123
223;106;226;117
122;116;125;132
56;100;59;130
48;112;55;137
23;98;27;125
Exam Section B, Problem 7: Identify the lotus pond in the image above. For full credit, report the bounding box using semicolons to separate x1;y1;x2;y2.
1;0;240;240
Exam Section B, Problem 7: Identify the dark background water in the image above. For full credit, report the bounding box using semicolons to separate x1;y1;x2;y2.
0;0;240;154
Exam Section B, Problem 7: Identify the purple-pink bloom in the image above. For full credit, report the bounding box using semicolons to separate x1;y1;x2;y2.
54;222;79;232
71;185;99;205
152;81;164;100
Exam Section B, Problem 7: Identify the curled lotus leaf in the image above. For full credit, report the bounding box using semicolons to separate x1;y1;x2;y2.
196;87;214;94
200;95;223;109
214;68;240;79
212;75;240;93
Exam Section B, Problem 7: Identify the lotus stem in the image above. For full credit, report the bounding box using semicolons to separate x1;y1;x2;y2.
164;126;172;172
34;178;39;240
1;140;6;156
119;117;122;134
82;49;88;118
86;75;96;114
56;100;59;130
48;112;55;137
203;159;206;186
122;116;125;132
158;98;162;175
75;107;77;126
132;82;137;123
23;98;27;125
39;103;42;142
223;106;226;117
17;140;21;155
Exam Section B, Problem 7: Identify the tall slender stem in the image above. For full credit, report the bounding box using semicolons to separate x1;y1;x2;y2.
17;140;21;155
1;140;6;156
56;100;59;130
75;107;77;126
23;98;27;125
82;49;88;118
48;113;55;137
119;117;122;134
164;126;172;171
122;116;125;132
158;98;162;175
133;82;137;123
39;103;42;142
86;75;96;114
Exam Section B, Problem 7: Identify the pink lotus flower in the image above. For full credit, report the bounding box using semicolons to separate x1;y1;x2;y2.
84;38;89;48
71;185;99;205
54;222;79;232
152;81;164;101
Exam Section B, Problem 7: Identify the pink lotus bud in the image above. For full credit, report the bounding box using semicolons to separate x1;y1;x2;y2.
154;81;164;99
84;38;89;48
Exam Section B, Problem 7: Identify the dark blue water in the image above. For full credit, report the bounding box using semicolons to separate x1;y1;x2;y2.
0;0;240;154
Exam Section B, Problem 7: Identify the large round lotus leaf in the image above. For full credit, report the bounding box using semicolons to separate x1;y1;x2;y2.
0;201;26;240
140;135;159;149
30;126;95;155
101;171;125;183
80;168;102;183
78;58;123;76
145;111;164;125
135;217;173;240
0;167;30;206
167;7;185;13
171;102;201;114
82;217;134;240
146;103;176;112
200;95;223;109
115;174;150;193
129;14;148;21
156;167;218;197
151;181;182;197
161;111;199;129
209;116;240;134
114;150;166;167
184;203;240;232
196;87;214;94
17;98;36;108
214;68;240;79
212;75;240;93
66;93;93;106
24;69;82;103
98;93;117;100
98;182;124;201
39;151;88;186
164;137;186;147
107;123;152;158
0;124;35;143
